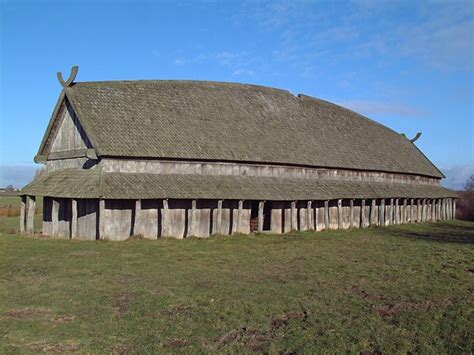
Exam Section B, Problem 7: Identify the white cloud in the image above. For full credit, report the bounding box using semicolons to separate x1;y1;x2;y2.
441;164;474;190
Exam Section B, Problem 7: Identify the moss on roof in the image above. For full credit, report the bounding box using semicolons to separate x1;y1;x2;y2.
21;169;456;200
39;80;443;178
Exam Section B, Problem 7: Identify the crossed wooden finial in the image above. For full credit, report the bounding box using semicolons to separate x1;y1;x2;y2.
57;66;79;87
400;132;422;143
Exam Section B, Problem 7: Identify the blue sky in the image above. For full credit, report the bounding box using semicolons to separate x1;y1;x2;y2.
0;0;473;189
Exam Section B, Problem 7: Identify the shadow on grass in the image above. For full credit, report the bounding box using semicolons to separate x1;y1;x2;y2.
387;222;474;245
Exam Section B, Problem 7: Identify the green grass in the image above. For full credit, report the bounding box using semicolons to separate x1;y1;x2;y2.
0;215;473;353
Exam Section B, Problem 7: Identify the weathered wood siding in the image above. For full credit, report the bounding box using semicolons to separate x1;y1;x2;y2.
49;101;91;153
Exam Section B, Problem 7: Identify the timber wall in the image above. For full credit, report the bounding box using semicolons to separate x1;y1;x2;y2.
30;197;456;241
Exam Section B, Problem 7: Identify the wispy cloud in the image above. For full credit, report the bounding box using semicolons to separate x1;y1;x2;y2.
0;165;37;188
339;100;430;118
441;164;474;190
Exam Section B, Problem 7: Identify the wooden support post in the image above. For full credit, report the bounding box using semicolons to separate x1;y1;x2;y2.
99;199;105;239
389;199;393;225
291;201;298;231
410;199;414;223
422;199;427;222
307;201;313;230
190;199;197;236
448;198;453;220
20;196;26;234
402;199;407;224
361;199;366;228
349;199;354;228
257;201;264;232
314;202;319;232
437;199;441;220
416;199;421;222
216;199;223;234
71;199;78;239
133;199;141;236
394;199;399;225
324;200;329;230
453;199;456;220
238;200;244;233
26;196;36;234
380;199;385;226
337;199;343;229
432;199;435;221
369;199;375;226
51;198;59;237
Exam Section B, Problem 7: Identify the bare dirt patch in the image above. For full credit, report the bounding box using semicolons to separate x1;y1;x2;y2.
374;300;453;318
166;338;188;349
28;341;79;352
111;344;134;354
112;293;134;316
159;304;192;316
217;310;309;351
3;308;52;319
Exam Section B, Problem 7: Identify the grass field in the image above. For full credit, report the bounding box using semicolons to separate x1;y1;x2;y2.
0;209;473;353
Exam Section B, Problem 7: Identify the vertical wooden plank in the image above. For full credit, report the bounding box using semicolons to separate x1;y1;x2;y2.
99;199;105;239
337;199;343;229
370;199;375;226
20;196;26;234
431;199;435;221
257;201;264;232
389;199;393;225
380;199;385;226
291;201;298;231
416;199;420;222
307;201;313;230
453;199;456;220
421;199;426;222
26;196;36;234
189;199;197;237
51;198;59;237
394;199;399;225
314;202;319;231
324;200;330;230
237;200;244;233
402;199;407;224
134;199;141;236
216;199;223;234
71;199;78;239
361;199;366;228
349;199;354;228
162;199;169;236
409;199;413;223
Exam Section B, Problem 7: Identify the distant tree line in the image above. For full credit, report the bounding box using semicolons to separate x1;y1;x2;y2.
457;175;474;221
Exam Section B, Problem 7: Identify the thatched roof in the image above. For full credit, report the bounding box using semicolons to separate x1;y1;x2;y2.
39;80;443;178
22;168;456;200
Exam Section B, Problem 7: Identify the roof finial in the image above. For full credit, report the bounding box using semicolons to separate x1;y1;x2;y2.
57;65;79;87
400;132;422;143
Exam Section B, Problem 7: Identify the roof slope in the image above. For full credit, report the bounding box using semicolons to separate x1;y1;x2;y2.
22;169;455;200
56;80;442;178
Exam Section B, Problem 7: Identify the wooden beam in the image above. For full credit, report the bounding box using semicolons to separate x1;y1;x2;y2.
394;199;399;225
257;201;264;232
422;199;426;222
349;199;354;228
370;199;375;226
324;200;329;230
314;202;319;232
291;201;298;231
99;199;105;239
380;199;385;226
26;196;36;234
51;198;59;237
189;199;197;237
431;199;436;221
216;199;223;234
71;199;78;239
20;196;26;234
453;199;456;220
417;199;421;222
410;199;414;223
337;199;343;229
361;199;366;228
238;200;244;233
133;199;141;236
389;198;393;225
307;201;313;230
403;199;408;224
162;199;169;236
